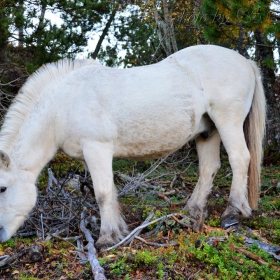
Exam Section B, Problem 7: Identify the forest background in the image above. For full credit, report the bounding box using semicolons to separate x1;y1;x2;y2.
1;0;280;154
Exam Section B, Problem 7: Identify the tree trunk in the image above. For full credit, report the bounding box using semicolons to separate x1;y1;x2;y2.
153;0;178;57
255;30;280;152
91;8;118;59
36;3;47;47
193;0;203;45
18;0;24;46
0;8;8;64
237;28;249;58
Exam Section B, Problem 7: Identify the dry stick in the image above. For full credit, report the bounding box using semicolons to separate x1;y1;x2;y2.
134;236;178;247
0;250;27;267
170;173;178;189
40;213;45;240
80;208;106;280
124;210;155;246
158;192;170;202
232;245;280;272
106;213;189;251
172;215;190;228
188;269;201;280
53;191;80;219
260;185;275;196
76;239;88;265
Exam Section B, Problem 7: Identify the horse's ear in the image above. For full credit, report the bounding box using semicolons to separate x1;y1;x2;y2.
0;151;10;168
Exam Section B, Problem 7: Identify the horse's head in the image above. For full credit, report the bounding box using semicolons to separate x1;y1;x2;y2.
0;151;37;242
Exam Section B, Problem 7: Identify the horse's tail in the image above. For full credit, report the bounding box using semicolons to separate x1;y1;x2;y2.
244;61;266;210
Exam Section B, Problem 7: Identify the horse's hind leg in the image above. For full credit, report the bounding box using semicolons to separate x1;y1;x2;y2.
186;130;221;219
211;116;251;228
83;141;128;249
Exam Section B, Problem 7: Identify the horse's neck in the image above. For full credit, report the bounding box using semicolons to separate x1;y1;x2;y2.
3;118;57;183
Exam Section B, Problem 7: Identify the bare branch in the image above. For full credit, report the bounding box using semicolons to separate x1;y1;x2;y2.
80;208;106;280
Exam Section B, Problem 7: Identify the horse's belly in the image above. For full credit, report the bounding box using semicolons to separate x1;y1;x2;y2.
114;142;185;160
113;117;194;160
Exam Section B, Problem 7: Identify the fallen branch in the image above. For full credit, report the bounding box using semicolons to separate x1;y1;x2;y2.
134;236;178;247
172;215;191;228
106;213;193;251
0;250;26;267
158;192;170;202
80;208;106;280
123;210;155;246
260;185;275;196
187;269;201;280
244;236;280;261
232;245;280;272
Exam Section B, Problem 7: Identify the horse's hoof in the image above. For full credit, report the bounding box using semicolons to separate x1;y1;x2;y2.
192;220;204;232
221;214;239;229
95;241;111;252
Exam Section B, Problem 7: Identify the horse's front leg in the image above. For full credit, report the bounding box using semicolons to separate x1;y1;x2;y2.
83;141;128;249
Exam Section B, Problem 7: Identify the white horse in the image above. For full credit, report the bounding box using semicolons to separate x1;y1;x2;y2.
0;45;265;248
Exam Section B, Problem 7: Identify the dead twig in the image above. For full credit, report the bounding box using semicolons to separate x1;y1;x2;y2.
172;215;191;228
80;208;106;280
134;236;178;247
158;192;170;202
124;210;155;246
232;245;280;272
106;213;193;251
260;185;275;196
187;269;201;280
79;177;95;197
0;250;27;267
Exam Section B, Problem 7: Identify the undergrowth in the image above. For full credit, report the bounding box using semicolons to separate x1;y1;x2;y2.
0;149;279;279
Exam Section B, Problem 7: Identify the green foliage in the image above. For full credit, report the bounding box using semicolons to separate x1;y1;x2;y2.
135;250;158;265
3;239;15;248
98;7;160;67
0;0;111;71
195;0;280;75
109;255;131;275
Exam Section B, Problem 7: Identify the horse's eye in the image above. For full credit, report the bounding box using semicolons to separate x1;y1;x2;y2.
0;187;6;193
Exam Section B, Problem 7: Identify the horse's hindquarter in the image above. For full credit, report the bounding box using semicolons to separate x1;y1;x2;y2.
174;45;255;119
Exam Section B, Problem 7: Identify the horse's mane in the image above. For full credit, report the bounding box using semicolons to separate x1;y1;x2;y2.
0;58;99;152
